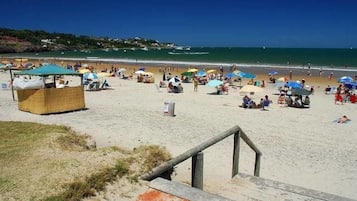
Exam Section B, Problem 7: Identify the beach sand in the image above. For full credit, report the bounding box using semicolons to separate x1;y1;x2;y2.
1;60;357;200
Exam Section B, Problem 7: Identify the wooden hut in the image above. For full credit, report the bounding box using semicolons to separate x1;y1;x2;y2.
14;64;85;114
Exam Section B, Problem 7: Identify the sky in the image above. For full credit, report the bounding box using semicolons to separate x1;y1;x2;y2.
1;0;357;48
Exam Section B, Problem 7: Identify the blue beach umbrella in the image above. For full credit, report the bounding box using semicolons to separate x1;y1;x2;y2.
207;79;223;87
268;71;278;76
338;76;354;83
286;81;302;89
83;72;99;80
225;72;239;79
344;81;357;89
196;71;207;77
237;71;256;79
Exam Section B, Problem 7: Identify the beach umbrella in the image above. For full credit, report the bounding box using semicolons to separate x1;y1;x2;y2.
276;76;289;82
233;70;240;75
187;68;198;73
291;88;312;96
274;81;286;88
118;68;126;73
338;76;354;83
344;81;357;89
286;81;302;89
168;77;181;86
15;58;28;62
206;69;216;74
169;77;181;83
79;68;90;74
142;72;154;76
97;72;112;78
181;71;193;77
24;62;34;68
240;85;264;93
225;72;239;79
268;71;278;76
135;70;145;75
207;79;223;87
237;71;256;79
196;71;207;77
83;72;99;80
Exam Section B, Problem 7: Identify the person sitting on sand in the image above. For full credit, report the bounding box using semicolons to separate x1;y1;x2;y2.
338;115;350;123
277;93;285;104
242;95;254;108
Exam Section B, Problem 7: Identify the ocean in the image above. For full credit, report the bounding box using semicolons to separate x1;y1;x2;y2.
2;47;357;70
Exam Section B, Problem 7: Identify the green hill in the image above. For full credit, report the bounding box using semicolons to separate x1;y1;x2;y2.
0;27;173;53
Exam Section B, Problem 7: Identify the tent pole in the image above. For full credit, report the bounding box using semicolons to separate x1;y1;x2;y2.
9;68;15;101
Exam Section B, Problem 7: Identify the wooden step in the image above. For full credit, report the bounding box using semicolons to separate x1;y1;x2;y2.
139;174;356;201
140;177;234;201
222;173;357;201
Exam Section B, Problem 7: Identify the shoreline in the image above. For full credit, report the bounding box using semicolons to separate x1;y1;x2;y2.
2;56;357;72
2;56;357;89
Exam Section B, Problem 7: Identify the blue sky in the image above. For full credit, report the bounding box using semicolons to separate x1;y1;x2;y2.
1;0;357;48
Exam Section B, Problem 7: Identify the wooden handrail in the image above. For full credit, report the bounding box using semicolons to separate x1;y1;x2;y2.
140;125;262;186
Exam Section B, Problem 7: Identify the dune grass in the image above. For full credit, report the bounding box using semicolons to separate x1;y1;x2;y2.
0;121;171;201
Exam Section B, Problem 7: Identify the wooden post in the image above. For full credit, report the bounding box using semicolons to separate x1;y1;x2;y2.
254;153;261;177
192;151;204;190
232;130;240;177
140;125;240;181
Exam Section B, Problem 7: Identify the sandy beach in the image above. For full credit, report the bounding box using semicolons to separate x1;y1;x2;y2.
1;60;357;200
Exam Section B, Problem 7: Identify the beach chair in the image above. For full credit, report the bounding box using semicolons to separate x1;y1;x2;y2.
350;95;357;103
155;84;162;93
100;79;110;89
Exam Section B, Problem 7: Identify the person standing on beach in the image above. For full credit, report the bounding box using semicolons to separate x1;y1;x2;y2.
289;70;293;80
193;77;198;92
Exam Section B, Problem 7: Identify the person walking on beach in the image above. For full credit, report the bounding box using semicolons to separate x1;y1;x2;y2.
289;70;293;80
329;72;333;79
193;77;198;92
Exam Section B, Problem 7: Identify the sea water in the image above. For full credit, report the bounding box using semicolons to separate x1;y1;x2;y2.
2;47;357;69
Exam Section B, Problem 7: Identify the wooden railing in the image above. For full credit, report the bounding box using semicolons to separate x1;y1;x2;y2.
140;125;262;190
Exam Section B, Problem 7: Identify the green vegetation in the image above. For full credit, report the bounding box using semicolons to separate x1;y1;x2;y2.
0;27;174;53
0;121;172;201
